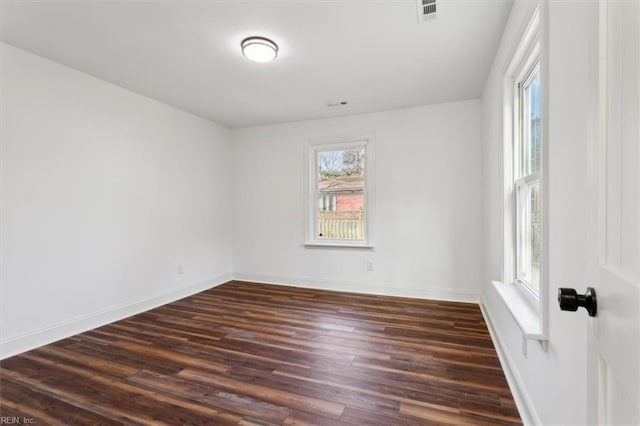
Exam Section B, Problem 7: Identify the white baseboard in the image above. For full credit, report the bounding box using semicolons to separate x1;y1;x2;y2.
232;272;479;303
479;298;542;426
0;273;231;360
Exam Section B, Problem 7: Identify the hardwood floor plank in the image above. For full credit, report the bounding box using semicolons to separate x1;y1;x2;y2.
400;401;480;426
223;330;392;361
246;369;402;417
128;370;292;423
350;358;510;392
309;358;507;407
6;354;243;425
238;417;281;426
177;368;346;419
340;406;427;426
458;398;522;424
34;345;141;379
273;364;462;411
0;281;521;425
0;376;122;426
62;339;186;376
283;409;354;425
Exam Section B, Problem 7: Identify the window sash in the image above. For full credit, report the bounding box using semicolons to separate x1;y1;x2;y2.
515;176;540;294
515;62;541;180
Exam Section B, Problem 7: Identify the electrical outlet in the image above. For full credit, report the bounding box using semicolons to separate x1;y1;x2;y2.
177;264;184;275
366;260;374;272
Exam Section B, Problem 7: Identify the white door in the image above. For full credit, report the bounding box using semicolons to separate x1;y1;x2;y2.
585;1;640;424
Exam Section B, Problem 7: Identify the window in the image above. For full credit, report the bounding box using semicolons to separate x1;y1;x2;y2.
514;62;541;296
493;7;547;343
305;138;375;247
501;7;543;302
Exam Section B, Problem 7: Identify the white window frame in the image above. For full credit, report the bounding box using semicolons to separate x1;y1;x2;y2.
493;5;548;344
304;136;375;248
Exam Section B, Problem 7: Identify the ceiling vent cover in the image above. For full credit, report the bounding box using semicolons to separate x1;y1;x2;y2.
416;0;437;22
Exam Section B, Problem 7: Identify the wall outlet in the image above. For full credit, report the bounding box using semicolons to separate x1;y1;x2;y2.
177;264;184;275
366;260;374;272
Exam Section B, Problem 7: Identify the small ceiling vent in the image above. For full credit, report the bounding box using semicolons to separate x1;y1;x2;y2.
416;0;437;22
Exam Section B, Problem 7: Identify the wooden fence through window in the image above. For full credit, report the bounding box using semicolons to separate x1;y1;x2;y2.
318;210;364;239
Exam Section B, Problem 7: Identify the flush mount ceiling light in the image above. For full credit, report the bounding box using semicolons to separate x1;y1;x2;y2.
241;36;278;63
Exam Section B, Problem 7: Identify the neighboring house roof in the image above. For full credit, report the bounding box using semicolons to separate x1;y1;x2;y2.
318;175;364;194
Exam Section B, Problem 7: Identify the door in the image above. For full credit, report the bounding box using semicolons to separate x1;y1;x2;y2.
586;1;640;424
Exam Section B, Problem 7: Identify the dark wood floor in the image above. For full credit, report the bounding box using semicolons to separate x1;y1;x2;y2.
0;281;521;425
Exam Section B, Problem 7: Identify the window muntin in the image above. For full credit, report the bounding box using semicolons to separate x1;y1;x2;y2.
514;62;541;296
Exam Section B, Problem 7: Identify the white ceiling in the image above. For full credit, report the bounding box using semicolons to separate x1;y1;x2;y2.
1;0;513;128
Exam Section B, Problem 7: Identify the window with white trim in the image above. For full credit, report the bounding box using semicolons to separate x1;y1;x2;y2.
305;138;374;247
503;7;543;302
495;6;546;343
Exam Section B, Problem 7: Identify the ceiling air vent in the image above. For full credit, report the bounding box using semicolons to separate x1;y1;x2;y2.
416;0;437;23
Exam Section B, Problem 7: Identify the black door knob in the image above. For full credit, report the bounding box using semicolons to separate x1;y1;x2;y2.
558;287;597;317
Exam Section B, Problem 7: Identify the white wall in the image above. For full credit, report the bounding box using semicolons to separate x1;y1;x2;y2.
481;1;598;424
232;100;483;302
0;43;233;358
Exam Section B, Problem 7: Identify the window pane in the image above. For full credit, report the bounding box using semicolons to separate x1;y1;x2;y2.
316;148;365;240
318;149;364;181
517;180;541;294
316;194;364;239
523;67;541;175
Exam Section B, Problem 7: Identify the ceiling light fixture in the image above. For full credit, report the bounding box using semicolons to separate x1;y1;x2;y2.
241;36;278;63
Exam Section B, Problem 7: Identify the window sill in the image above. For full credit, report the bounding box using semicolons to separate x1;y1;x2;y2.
304;241;375;249
491;280;547;341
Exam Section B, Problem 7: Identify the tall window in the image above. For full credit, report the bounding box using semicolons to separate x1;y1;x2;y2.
305;138;374;247
497;7;545;342
503;7;542;302
514;62;541;296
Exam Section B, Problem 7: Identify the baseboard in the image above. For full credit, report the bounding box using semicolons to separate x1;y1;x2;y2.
0;273;231;360
479;298;542;426
232;272;479;303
